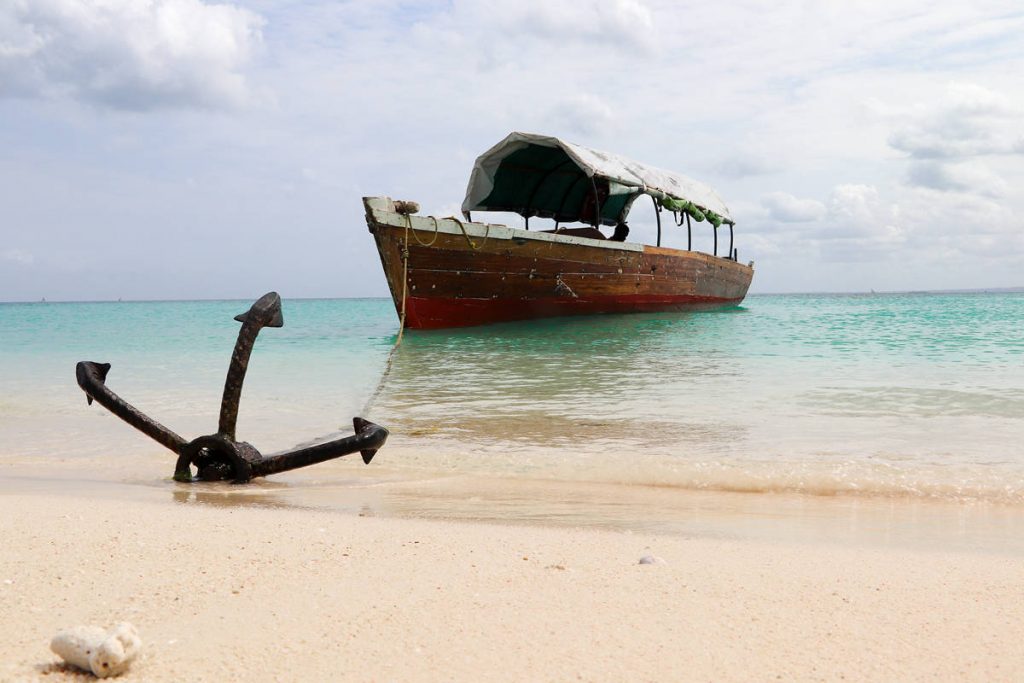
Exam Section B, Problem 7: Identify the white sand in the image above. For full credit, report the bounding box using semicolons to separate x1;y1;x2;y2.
1;491;1022;682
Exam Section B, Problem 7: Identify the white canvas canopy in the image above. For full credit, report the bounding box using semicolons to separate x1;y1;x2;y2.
462;132;733;224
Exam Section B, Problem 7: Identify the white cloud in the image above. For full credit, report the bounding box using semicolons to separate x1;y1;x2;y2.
827;185;897;233
714;154;778;179
753;185;906;264
543;93;617;138
888;83;1023;160
0;0;264;110
761;192;826;223
2;248;34;265
483;0;654;51
907;160;1008;197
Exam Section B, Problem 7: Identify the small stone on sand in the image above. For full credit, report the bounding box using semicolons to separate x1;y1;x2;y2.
638;555;666;565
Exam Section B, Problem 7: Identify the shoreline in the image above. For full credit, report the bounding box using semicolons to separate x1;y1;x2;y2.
1;489;1022;681
3;457;1024;557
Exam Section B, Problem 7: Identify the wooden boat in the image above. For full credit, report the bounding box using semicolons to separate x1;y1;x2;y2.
365;132;754;329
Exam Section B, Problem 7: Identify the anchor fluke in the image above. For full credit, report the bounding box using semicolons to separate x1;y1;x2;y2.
78;361;111;404
354;417;382;463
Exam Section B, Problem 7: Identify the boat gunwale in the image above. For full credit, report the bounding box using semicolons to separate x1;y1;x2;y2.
364;197;754;273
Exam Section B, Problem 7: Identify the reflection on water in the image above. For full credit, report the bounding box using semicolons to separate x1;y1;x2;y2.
365;298;1024;502
374;310;750;447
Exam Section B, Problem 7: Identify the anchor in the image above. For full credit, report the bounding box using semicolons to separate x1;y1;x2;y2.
75;292;389;483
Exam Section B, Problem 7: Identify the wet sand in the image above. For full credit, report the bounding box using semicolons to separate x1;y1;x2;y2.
1;469;1023;682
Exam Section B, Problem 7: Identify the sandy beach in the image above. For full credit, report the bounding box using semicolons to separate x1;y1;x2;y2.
3;293;1023;681
2;484;1022;682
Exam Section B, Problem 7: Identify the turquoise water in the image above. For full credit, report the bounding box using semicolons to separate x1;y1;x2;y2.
2;293;1023;503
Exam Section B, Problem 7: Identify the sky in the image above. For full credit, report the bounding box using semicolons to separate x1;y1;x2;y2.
1;0;1022;301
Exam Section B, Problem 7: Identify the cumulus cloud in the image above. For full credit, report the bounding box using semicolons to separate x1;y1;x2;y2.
761;191;826;222
827;185;897;233
2;248;35;265
543;93;617;137
713;154;778;179
907;160;1008;198
467;0;655;52
895;187;1023;263
886;84;1020;159
883;83;1022;201
0;0;264;110
813;185;906;261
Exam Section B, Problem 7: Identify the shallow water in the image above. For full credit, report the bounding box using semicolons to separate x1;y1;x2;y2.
370;292;1024;503
2;292;1023;533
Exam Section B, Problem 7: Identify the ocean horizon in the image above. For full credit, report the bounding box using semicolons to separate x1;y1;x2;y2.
5;285;1023;305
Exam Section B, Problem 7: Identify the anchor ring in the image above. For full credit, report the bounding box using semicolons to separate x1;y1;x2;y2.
175;433;260;483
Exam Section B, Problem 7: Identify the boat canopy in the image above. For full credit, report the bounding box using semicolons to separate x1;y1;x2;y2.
461;132;734;228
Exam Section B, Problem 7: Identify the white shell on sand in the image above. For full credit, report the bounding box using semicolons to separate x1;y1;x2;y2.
638;555;666;565
50;622;141;678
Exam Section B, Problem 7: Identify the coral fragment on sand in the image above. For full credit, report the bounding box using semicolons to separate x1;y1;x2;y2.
50;622;141;678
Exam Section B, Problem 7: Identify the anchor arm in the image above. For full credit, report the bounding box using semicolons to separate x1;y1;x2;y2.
251;417;389;477
75;361;188;454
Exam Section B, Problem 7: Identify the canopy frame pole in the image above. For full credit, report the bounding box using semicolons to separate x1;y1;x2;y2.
686;213;692;251
713;225;718;257
651;195;662;247
589;176;601;229
525;216;529;230
729;224;734;261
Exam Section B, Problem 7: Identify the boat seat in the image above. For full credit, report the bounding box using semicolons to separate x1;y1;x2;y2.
542;227;606;240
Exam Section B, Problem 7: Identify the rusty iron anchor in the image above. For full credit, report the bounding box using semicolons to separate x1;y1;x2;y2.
75;292;389;483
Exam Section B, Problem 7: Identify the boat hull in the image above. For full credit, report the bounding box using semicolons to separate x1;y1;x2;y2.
364;197;753;329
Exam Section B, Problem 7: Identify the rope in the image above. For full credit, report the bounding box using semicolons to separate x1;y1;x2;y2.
395;219;412;345
449;215;490;250
408;213;441;247
364;211;486;417
361;219;412;416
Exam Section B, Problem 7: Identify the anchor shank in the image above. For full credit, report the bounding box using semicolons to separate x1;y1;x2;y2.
218;292;283;441
76;361;188;453
218;325;259;441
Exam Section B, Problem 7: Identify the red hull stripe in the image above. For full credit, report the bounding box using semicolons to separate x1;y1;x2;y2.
403;294;743;329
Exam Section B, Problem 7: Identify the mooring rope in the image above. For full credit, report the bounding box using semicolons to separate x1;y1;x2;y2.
363;211;489;417
361;212;418;417
361;336;400;417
